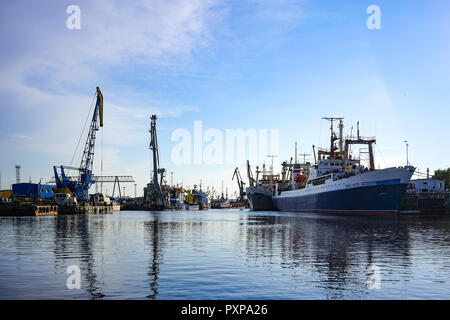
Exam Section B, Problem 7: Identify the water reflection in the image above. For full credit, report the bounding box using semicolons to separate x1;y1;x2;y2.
243;214;417;298
0;211;449;299
53;215;104;299
144;217;162;299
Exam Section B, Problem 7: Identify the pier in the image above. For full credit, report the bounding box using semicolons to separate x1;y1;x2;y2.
0;204;58;217
58;203;115;215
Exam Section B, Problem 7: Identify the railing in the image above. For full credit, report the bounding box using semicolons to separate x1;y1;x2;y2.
345;135;376;141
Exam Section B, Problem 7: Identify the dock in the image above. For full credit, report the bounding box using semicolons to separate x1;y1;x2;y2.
58;203;115;215
0;204;58;217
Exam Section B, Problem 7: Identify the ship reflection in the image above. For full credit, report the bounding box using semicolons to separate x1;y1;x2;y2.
244;213;413;298
45;211;450;299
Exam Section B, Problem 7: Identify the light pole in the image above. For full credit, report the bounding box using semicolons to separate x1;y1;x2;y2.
134;183;137;198
404;140;409;166
123;186;125;199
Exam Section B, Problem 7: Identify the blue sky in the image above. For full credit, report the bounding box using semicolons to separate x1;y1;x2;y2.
1;0;449;196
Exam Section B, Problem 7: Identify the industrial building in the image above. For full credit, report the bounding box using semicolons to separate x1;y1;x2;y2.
408;179;445;194
12;183;54;199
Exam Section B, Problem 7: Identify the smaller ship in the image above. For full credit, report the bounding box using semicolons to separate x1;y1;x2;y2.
183;189;200;211
192;184;210;210
54;192;78;206
91;193;120;211
167;186;185;210
246;161;278;211
53;192;115;215
209;184;234;209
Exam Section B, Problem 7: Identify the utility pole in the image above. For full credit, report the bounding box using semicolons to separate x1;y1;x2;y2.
15;165;21;184
295;142;298;164
134;183;137;198
404;140;409;165
123;186;125;198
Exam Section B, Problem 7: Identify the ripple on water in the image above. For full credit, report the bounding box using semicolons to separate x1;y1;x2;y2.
0;211;449;299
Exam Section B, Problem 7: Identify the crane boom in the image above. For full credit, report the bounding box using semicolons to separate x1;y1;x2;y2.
80;87;103;174
232;167;246;201
53;87;104;201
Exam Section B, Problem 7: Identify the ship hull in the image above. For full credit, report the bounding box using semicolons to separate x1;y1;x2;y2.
273;167;414;215
273;183;408;214
246;187;276;211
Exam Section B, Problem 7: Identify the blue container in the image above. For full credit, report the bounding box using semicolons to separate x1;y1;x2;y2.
12;183;54;199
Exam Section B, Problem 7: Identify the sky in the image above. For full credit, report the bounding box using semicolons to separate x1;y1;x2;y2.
1;0;450;197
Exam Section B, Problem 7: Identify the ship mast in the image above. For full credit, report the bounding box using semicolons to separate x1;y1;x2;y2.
319;117;344;160
319;117;376;172
343;120;376;171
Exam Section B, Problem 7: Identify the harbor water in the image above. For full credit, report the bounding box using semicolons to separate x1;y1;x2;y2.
0;209;449;299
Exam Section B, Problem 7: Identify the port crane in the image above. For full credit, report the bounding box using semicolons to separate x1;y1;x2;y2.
53;87;104;201
232;167;246;202
53;87;134;201
143;115;167;207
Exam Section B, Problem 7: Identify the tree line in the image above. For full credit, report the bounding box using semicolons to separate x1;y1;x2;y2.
433;168;450;190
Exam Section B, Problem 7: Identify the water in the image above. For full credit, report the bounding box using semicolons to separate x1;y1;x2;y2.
0;209;449;300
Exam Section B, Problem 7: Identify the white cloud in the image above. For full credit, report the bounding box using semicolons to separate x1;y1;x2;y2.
0;0;221;187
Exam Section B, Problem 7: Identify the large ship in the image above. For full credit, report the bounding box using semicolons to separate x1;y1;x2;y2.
272;118;415;215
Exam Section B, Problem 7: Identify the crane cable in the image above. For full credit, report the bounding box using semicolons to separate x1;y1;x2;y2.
375;143;389;169
69;91;97;169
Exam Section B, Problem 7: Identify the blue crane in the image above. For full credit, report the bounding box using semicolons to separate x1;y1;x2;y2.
53;87;104;201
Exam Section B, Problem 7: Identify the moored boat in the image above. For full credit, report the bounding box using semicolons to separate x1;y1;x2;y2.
246;162;279;211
